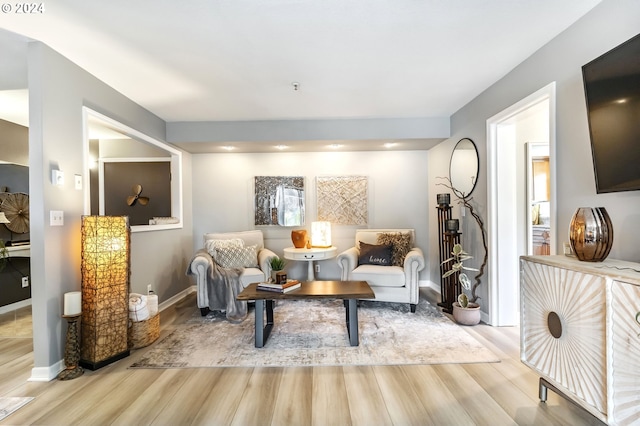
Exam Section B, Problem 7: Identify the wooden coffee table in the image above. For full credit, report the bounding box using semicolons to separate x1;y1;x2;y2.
237;280;374;348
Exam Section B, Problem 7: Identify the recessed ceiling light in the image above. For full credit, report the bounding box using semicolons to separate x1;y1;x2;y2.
384;142;397;148
275;145;288;150
329;144;343;149
221;146;235;151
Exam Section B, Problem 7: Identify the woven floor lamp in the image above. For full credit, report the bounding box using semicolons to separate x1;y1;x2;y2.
79;215;130;370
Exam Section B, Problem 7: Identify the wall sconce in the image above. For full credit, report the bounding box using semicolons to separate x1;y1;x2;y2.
311;221;332;247
80;216;130;370
52;169;64;186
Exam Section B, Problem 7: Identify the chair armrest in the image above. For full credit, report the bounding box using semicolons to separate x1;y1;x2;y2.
258;248;278;279
188;249;214;275
403;247;425;302
337;247;359;280
187;249;214;309
403;247;425;272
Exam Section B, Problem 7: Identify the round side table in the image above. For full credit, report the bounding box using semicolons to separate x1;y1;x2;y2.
283;246;338;281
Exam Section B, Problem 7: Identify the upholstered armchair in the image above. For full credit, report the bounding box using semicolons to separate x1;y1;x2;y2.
337;229;425;312
188;230;277;316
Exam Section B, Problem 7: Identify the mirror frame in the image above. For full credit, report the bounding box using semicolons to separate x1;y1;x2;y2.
449;137;479;198
82;107;183;232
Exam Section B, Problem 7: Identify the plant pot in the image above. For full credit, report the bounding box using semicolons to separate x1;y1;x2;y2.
452;302;481;326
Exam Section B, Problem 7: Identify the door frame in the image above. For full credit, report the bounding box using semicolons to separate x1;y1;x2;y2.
486;82;557;326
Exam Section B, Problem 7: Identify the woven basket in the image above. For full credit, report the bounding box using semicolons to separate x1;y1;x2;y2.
128;313;160;349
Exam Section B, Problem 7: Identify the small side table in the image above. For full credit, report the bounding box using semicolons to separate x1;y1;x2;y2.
283;246;338;281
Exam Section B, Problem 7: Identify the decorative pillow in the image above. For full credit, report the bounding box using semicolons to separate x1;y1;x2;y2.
205;238;244;258
377;232;412;267
214;245;258;269
358;241;393;266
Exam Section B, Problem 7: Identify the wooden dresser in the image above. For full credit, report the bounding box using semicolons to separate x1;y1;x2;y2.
520;255;640;425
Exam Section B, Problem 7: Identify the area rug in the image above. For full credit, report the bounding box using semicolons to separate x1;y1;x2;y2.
0;397;34;422
130;298;499;368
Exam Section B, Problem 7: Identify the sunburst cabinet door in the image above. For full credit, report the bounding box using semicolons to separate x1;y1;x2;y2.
520;260;607;416
610;280;640;425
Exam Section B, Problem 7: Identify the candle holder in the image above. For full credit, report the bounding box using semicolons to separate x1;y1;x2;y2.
57;314;84;380
446;219;459;233
437;193;451;207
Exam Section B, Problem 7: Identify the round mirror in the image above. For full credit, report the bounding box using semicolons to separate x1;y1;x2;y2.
449;138;479;198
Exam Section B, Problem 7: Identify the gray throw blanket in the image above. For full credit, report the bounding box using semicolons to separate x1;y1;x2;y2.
186;252;248;322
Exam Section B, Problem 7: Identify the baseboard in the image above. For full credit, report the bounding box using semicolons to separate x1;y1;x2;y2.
419;280;441;293
34;286;196;382
0;298;32;315
29;360;64;382
158;286;196;312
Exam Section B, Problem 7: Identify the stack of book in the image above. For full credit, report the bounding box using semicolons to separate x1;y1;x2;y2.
256;279;301;293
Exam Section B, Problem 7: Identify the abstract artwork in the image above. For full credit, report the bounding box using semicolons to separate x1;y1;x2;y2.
254;176;305;226
316;176;368;225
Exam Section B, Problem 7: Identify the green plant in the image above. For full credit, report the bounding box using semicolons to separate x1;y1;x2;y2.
269;256;286;271
442;243;478;308
0;239;8;272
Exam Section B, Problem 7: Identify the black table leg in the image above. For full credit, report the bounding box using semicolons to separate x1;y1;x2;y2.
345;298;359;346
255;299;274;348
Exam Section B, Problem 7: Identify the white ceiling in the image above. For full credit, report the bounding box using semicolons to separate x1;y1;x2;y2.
0;0;601;151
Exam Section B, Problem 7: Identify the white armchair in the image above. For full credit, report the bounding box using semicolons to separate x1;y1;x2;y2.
188;230;277;316
337;229;425;312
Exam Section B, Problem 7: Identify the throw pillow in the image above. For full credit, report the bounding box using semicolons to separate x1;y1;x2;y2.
214;244;259;269
377;232;412;267
205;238;244;258
358;241;393;266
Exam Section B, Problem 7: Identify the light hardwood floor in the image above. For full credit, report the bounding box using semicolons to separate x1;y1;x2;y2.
0;289;604;425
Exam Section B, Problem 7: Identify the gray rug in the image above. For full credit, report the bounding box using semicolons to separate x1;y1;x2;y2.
0;397;34;422
130;298;499;368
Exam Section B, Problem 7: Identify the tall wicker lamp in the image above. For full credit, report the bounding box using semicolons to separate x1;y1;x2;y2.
79;215;130;370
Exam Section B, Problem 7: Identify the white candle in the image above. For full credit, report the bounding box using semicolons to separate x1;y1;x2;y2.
64;291;82;316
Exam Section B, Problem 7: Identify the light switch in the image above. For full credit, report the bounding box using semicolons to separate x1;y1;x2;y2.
74;174;82;190
50;210;64;226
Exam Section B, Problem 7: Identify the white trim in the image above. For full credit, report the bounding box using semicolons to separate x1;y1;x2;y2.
82;107;184;233
0;298;31;315
158;286;196;313
486;82;557;326
29;360;64;382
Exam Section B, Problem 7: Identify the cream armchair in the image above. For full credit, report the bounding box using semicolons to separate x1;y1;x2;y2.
188;230;277;316
337;229;425;312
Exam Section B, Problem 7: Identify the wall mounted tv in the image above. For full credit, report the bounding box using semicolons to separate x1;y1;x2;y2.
582;32;640;193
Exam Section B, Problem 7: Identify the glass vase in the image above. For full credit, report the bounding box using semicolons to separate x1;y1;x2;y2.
569;207;613;262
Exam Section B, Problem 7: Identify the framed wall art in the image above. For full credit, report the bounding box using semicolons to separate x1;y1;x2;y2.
254;176;305;226
316;175;368;225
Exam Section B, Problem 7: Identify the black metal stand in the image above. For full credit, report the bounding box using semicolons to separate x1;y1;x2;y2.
437;204;461;313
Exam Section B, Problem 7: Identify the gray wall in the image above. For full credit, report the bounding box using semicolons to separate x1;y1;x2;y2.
0;118;28;165
26;41;193;374
191;150;431;282
428;0;640;311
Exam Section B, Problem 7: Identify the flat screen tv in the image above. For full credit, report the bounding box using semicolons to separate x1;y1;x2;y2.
582;32;640;193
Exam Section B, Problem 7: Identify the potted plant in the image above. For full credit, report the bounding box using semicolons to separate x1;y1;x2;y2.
442;243;481;325
269;256;286;282
0;239;8;272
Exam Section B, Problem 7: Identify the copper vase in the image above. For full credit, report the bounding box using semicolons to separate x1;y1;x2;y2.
291;230;308;248
569;207;613;262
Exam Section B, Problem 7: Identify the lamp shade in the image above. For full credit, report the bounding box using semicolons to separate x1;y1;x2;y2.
311;221;332;247
0;211;9;224
80;215;130;370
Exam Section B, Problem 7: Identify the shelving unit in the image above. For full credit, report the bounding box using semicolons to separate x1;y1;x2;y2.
436;204;461;313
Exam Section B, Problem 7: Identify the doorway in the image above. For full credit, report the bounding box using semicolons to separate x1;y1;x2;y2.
486;82;556;326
